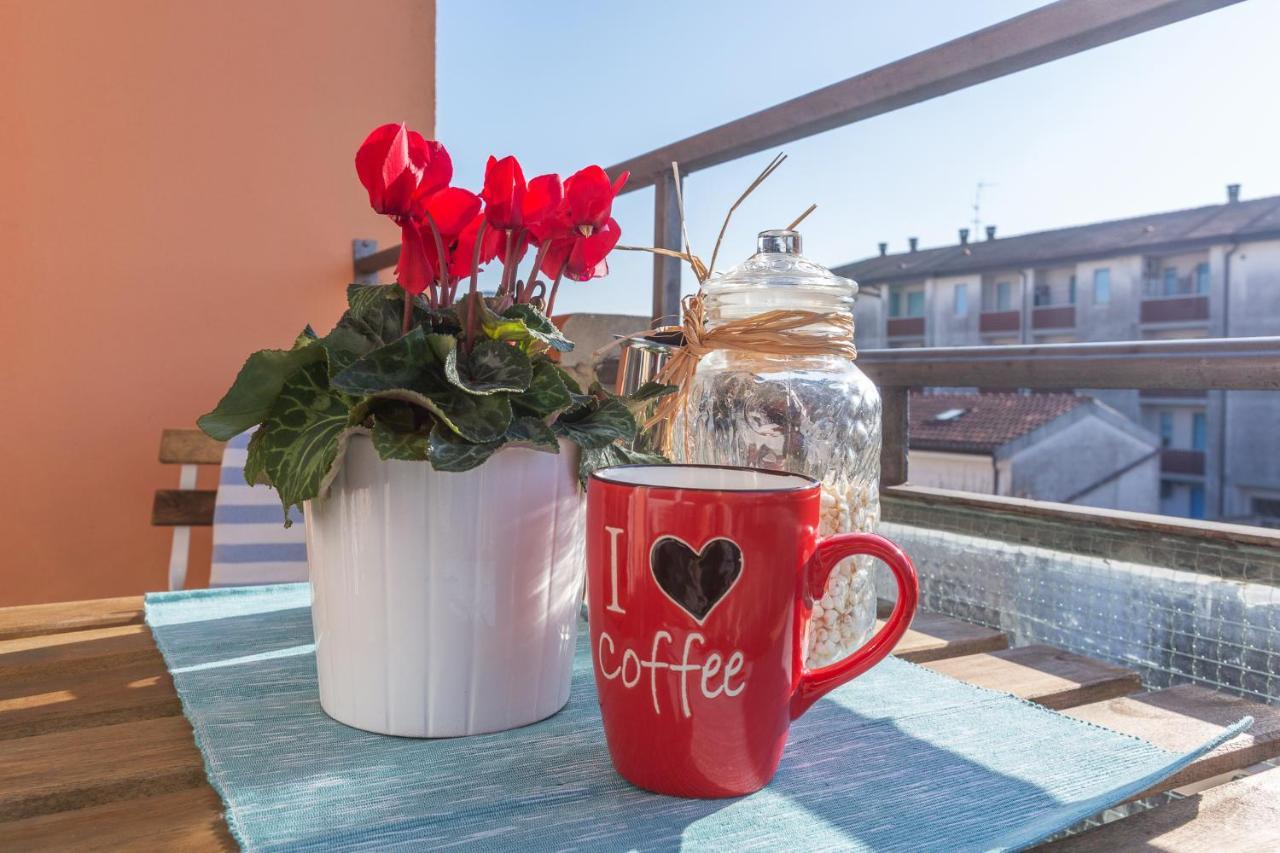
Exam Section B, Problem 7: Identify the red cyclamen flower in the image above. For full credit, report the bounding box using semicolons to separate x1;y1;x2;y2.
562;166;628;236
355;123;451;220
418;187;482;281
540;217;621;282
480;156;526;230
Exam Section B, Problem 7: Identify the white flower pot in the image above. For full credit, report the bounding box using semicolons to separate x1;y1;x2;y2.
304;434;586;737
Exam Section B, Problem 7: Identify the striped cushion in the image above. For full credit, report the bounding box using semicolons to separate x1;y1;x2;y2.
210;429;308;587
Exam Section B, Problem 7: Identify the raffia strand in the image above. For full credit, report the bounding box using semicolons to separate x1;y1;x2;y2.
645;294;856;457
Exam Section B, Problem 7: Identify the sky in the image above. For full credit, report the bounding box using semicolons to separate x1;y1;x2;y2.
436;0;1280;317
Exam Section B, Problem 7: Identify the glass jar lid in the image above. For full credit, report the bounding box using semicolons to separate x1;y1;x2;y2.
702;229;856;327
705;229;857;298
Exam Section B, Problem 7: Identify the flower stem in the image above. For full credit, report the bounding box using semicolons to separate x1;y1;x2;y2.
465;219;488;354
401;289;413;335
421;210;450;311
546;269;565;316
518;241;551;304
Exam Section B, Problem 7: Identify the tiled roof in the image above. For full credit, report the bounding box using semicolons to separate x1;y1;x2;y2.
835;194;1280;285
909;392;1087;454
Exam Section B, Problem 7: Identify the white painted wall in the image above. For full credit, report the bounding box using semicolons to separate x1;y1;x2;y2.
909;450;997;494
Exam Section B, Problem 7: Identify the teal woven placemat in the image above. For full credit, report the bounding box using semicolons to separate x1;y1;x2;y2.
145;584;1249;852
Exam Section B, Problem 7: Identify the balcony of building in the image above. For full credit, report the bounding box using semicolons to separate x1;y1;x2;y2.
1141;264;1211;325
1161;447;1207;476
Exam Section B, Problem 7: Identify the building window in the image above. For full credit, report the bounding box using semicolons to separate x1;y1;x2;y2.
1254;497;1280;518
1189;485;1206;519
954;283;968;317
1192;412;1207;451
906;290;926;318
996;281;1013;311
1034;283;1051;307
1195;262;1210;294
1068;274;1077;305
1159;412;1174;448
1093;268;1111;304
1162;267;1179;296
1161;480;1175;500
889;289;901;318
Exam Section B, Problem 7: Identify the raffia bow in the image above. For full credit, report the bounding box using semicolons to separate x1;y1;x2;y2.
645;293;857;457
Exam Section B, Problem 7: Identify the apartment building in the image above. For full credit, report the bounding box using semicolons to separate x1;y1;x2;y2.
837;186;1280;523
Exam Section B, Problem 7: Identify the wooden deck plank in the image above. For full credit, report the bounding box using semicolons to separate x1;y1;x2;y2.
887;610;1009;663
1039;768;1280;852
0;659;179;741
0;788;234;852
1064;684;1280;798
922;645;1143;710
0;596;145;642
0;624;163;681
0;716;206;822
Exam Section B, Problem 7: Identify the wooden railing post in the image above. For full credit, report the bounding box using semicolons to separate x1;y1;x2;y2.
652;170;683;326
881;385;909;487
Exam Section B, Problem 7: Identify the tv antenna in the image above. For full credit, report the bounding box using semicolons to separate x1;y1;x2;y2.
972;181;997;231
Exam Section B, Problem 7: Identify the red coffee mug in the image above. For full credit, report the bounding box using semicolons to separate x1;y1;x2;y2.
586;464;918;798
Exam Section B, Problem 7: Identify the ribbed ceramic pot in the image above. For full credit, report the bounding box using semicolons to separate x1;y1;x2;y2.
304;434;586;737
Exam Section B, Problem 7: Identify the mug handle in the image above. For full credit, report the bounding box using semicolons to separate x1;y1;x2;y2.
790;532;919;719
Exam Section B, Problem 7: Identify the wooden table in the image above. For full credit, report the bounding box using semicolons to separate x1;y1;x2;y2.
2;598;1278;851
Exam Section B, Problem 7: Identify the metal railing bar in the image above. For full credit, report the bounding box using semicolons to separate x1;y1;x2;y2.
352;0;1244;281
607;0;1243;194
858;336;1280;391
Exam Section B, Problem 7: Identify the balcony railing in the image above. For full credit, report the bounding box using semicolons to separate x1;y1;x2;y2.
349;0;1265;569
979;310;1020;333
1140;294;1209;324
1161;448;1207;476
1031;304;1075;329
887;316;925;338
857;336;1280;572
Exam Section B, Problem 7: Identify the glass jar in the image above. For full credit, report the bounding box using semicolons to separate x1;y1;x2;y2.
674;229;882;667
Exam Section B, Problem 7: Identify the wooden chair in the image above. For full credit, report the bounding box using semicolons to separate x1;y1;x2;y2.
152;429;224;590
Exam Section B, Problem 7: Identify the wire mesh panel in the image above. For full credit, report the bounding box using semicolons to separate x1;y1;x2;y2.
877;520;1280;704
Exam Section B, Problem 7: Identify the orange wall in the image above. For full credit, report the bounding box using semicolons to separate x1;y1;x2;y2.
0;1;436;605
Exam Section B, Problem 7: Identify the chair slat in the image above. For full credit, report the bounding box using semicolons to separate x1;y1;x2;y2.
1037;768;1280;852
158;429;225;465
922;645;1143;710
0;715;206;822
0;596;144;642
0;787;234;853
887;610;1009;662
151;490;216;526
1064;684;1280;798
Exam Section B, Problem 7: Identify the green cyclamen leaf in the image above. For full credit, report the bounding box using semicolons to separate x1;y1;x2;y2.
505;416;560;453
323;284;431;375
294;325;319;348
628;381;677;403
427;422;503;472
371;418;430;461
577;442;668;487
445;339;532;395
554;397;638;450
512;360;573;417
243;426;271;487
501;304;574;352
330;327;431;395
255;362;357;525
358;384;512;444
197;344;325;441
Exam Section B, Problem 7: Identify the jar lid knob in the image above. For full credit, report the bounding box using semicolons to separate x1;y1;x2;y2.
757;229;802;255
